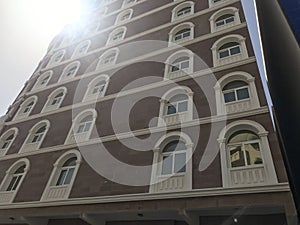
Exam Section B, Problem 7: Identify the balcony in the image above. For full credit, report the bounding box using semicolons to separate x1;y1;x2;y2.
163;112;189;125
225;99;251;114
67;132;89;144
43;185;69;201
0;191;14;204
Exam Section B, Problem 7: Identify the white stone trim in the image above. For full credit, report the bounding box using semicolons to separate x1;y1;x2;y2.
96;48;120;70
71;40;91;59
0;128;18;157
32;71;53;90
218;120;278;188
172;1;195;22
41;87;68;113
106;26;127;46
83;74;110;102
115;9;133;25
46;50;66;68
208;0;229;8
13;96;38;121
58;61;81;83
168;22;195;46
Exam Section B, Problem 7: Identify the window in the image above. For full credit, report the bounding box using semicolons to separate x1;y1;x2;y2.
72;40;91;58
169;22;194;46
96;48;119;70
164;50;194;79
214;71;260;115
115;9;133;24
158;86;193;126
65;110;97;144
83;75;109;101
41;150;82;201
107;27;127;45
42;87;67;112
122;0;138;8
47;50;65;67
211;34;248;66
0;159;30;204
59;61;80;82
20;120;50;153
32;71;53;90
208;0;227;7
172;2;194;21
218;120;278;187
0;128;18;157
150;132;193;193
14;96;38;120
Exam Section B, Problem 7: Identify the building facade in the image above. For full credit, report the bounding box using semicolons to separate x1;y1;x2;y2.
0;0;297;225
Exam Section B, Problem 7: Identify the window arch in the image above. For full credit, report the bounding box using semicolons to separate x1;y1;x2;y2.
83;75;110;101
41;150;82;201
158;86;194;126
96;48;119;70
122;0;139;8
168;22;194;46
214;71;260;115
218;120;278;187
32;71;53;90
0;158;30;204
208;0;227;8
115;9;133;24
164;50;194;79
65;109;97;144
150;132;193;193
209;7;241;32
20;120;50;153
107;26;127;45
42;87;67;112
14;96;38;120
59;61;80;82
0;128;18;157
47;50;65;67
72;40;91;58
172;1;194;21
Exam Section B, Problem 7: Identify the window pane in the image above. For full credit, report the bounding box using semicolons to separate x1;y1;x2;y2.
181;61;190;69
6;176;18;191
174;153;186;173
230;46;241;55
178;101;188;112
167;105;177;115
162;155;173;175
244;143;263;165
56;170;67;186
219;50;229;58
224;92;236;103
83;122;92;132
229;145;245;167
64;168;75;185
11;175;22;191
77;124;85;133
237;88;250;100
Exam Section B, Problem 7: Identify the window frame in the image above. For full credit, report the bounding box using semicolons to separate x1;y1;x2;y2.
83;75;110;101
0;128;18;157
171;1;195;22
42;87;67;113
59;61;80;82
168;22;195;46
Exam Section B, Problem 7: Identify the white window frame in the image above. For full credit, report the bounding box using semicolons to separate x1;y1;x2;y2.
208;0;227;8
32;71;53;90
150;132;193;193
168;22;195;46
172;1;195;22
218;120;278;187
211;34;248;67
14;96;38;120
41;150;82;201
47;50;66;67
158;86;194;126
83;75;110;101
106;27;127;45
115;9;133;24
0;158;30;204
19;120;50;153
42;87;67;113
0;128;18;157
214;71;260;115
65;109;97;144
71;40;91;59
209;7;241;32
59;61;80;82
122;0;138;8
96;48;119;70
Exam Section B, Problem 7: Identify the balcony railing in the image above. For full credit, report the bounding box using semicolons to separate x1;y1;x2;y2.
43;185;69;201
229;165;266;186
0;191;14;204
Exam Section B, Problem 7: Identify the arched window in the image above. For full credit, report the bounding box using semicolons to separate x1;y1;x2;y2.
32;71;53;90
107;27;127;45
41;150;82;201
14;96;38;120
115;9;133;24
211;34;248;66
122;0;138;8
65;110;97;144
72;40;91;58
83;75;109;101
214;71;260;115
208;0;227;8
96;48;119;70
0;159;30;204
20;120;50;153
158;86;193;126
47;50;65;67
0;128;18;157
218;120;278;187
42;87;67;112
59;61;80;82
169;22;194;46
150;132;193;193
164;50;194;79
172;1;194;21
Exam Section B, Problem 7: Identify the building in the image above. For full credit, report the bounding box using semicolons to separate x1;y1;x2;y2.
0;0;297;225
254;0;300;222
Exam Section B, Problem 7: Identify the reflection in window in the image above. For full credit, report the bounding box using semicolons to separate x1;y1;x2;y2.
223;81;250;103
56;157;77;186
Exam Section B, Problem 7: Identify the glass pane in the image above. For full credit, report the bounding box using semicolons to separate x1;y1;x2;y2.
244;143;263;165
219;50;229;58
174;153;186;173
229;131;259;144
223;81;248;90
226;16;235;23
56;170;67;186
6;176;18;191
229;145;245;167
181;61;190;69
83;122;92;132
230;46;241;55
167;105;177;115
224;92;236;103
169;94;188;102
237;88;250;100
77;124;85;133
64;168;75;185
163;140;186;152
162;155;173;175
11;175;22;191
171;65;180;72
178;101;188;112
63;157;77;167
